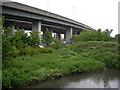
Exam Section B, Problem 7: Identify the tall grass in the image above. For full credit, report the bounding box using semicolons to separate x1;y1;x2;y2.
69;41;119;69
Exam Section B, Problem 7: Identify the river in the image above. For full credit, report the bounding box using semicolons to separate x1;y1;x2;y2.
25;70;119;88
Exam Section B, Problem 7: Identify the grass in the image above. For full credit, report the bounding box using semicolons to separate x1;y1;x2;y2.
3;41;119;88
2;47;105;88
68;41;119;69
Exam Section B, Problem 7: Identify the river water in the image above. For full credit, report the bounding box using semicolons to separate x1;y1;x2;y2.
26;70;119;88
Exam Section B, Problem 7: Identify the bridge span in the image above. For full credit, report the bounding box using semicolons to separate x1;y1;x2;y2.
1;1;93;42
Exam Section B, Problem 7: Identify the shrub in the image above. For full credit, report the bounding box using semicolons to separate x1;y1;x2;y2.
19;46;32;55
114;34;120;43
2;70;13;88
72;28;112;42
8;49;20;58
52;39;64;49
39;47;53;53
2;26;41;61
69;41;119;69
94;52;118;69
19;46;39;56
2;69;27;88
43;28;53;46
28;31;40;46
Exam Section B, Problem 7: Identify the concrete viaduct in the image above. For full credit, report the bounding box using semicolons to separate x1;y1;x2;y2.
1;2;93;43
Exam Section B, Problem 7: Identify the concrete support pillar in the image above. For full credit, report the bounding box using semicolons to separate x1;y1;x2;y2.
50;30;54;38
6;22;15;34
53;33;56;38
11;24;15;34
56;33;61;40
58;33;61;40
32;21;41;34
55;33;57;39
64;33;66;41
73;31;77;35
32;21;41;42
56;33;58;39
65;27;73;43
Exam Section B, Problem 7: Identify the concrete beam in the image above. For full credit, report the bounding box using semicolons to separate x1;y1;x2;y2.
65;27;73;43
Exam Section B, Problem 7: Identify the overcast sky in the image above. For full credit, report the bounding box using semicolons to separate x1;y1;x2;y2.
11;0;119;37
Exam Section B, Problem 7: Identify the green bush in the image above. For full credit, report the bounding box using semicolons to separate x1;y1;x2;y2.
52;39;64;49
8;28;40;47
43;28;53;46
114;34;120;43
67;60;105;73
8;49;20;58
2;27;40;61
39;47;53;53
19;46;32;55
69;41;119;69
19;46;39;56
94;52;118;69
27;31;40;46
2;48;106;88
72;28;112;42
2;69;28;88
2;70;13;88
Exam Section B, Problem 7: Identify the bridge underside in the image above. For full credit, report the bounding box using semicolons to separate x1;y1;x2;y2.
3;15;82;43
2;2;94;43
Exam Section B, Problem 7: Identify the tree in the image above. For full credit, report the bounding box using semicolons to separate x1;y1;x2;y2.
114;34;120;43
43;28;53;46
104;29;113;35
72;28;112;42
28;31;40;46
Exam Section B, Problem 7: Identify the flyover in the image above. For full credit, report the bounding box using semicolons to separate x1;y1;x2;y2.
1;1;93;42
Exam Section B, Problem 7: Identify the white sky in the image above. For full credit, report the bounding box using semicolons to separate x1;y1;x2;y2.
11;0;119;37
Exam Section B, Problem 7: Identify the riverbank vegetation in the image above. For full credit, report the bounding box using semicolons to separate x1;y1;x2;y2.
2;17;119;88
69;41;119;69
70;28;119;70
3;48;106;88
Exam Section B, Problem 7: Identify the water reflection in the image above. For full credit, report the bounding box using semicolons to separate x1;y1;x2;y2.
25;70;118;88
